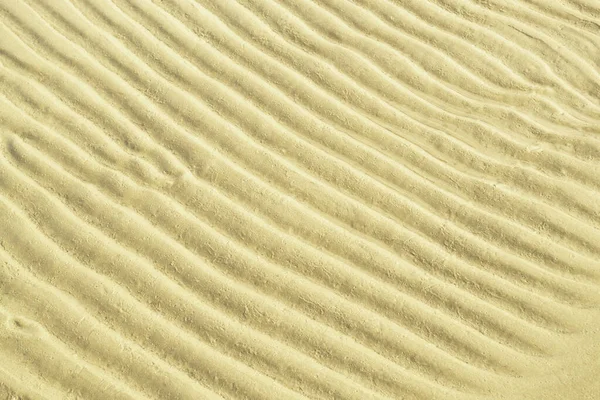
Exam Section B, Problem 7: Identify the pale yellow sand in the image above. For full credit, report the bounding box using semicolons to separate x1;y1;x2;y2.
1;0;599;399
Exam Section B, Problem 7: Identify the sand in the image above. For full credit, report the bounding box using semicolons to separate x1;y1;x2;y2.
0;0;599;399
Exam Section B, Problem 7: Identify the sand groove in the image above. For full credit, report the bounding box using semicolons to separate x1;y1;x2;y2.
1;0;599;399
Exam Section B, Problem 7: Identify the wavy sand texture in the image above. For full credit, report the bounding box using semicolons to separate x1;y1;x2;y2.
0;0;599;399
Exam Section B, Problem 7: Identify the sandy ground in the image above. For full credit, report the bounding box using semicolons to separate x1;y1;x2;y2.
1;0;600;399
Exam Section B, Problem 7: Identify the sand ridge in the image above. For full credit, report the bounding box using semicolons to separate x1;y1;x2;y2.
0;0;599;398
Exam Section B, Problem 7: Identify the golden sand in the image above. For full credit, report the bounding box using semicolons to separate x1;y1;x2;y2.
1;0;599;399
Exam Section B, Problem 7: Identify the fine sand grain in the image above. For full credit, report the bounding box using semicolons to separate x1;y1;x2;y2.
1;0;600;399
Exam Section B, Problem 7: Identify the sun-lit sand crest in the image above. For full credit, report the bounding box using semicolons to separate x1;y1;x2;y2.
0;0;599;399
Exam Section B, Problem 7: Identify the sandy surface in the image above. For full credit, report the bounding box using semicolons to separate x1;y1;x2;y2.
1;0;600;399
